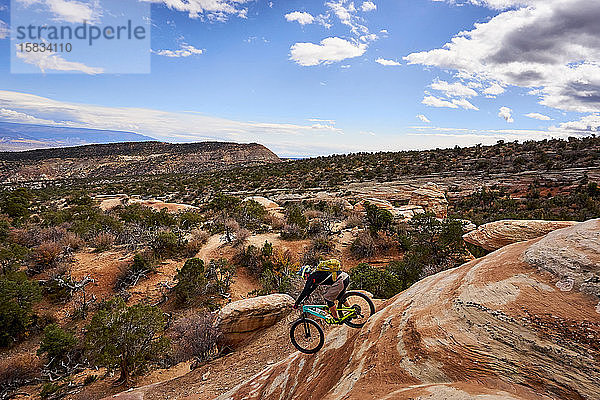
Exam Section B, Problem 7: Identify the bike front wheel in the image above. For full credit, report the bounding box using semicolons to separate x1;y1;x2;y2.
338;291;376;328
290;318;324;354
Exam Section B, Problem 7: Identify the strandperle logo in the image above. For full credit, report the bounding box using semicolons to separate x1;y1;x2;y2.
15;20;147;46
10;0;150;74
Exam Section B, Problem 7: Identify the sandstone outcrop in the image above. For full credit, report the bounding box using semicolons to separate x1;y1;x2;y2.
463;219;579;251
216;294;294;348
408;182;448;218
220;219;600;400
243;196;281;210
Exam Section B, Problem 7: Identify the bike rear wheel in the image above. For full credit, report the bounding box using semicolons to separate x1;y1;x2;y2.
338;291;375;328
290;318;324;354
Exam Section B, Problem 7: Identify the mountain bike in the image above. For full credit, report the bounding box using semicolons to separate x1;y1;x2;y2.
289;291;375;354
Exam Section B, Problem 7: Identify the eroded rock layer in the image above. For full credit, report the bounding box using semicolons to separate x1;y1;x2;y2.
221;219;600;400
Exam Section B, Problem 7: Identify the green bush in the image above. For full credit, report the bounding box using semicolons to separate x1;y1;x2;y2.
116;252;156;289
151;231;181;259
349;263;403;299
173;258;206;305
37;324;78;371
85;297;169;385
0;271;42;347
364;202;393;234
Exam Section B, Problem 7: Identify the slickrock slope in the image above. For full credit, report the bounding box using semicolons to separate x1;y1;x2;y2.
0;141;280;182
221;219;600;400
463;219;579;251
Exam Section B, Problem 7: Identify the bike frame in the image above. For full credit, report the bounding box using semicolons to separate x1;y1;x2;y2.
301;304;356;323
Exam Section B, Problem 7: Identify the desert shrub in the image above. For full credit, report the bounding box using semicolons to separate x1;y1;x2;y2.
386;260;422;293
116;204;177;228
37;324;80;376
364;202;393;234
0;271;42;347
349;263;403;299
32;241;64;271
151;230;183;259
59;232;85;251
406;213;469;276
280;206;308;240
344;211;364;229
85;297;169;385
264;213;284;230
205;258;237;297
116;252;156;289
350;231;375;259
178;210;204;229
44;273;76;303
92;232;115;252
0;188;32;221
168;313;222;365
173;258;206;305
83;374;97;385
0;243;29;274
236;199;268;231
0;215;10;242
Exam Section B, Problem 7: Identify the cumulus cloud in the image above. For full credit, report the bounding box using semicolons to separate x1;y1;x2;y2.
416;114;431;123
16;45;104;74
154;44;203;58
290;37;367;66
361;1;376;12
498;106;514;123
483;82;505;97
551;113;600;133
285;11;315;25
430;79;477;98
404;0;600;115
0;108;63;125
525;112;552;120
141;0;249;21
375;58;401;66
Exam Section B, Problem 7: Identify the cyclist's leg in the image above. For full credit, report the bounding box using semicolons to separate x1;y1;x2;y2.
324;278;346;320
336;276;351;309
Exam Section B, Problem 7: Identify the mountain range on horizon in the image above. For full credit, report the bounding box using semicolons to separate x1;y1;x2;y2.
0;121;155;151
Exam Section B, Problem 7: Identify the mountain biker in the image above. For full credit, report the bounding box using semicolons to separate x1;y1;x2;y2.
294;263;350;324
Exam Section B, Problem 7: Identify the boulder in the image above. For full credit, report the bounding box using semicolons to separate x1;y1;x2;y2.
408;183;448;218
395;204;425;220
463;219;579;251
243;196;280;210
220;219;600;400
354;198;396;214
216;293;293;348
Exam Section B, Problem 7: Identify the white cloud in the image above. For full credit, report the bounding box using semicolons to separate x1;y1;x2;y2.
551;113;600;133
0;108;64;125
430;79;477;98
525;112;552;120
422;95;478;110
16;46;104;74
375;57;401;66
290;37;367;66
405;1;600;115
325;0;368;35
416;114;431;123
154;44;203;58
361;1;376;12
0;20;8;39
18;0;101;24
483;82;505;97
140;0;250;21
422;95;458;109
285;11;315;25
498;106;514;123
452;98;479;110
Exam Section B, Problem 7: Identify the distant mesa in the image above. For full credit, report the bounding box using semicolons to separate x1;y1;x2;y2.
0;121;153;151
0;138;281;182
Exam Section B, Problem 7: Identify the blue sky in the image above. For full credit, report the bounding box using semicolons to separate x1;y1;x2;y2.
0;0;599;156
